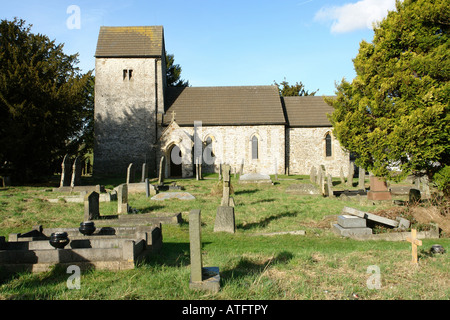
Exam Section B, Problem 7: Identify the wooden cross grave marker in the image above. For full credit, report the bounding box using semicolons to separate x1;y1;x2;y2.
406;229;422;264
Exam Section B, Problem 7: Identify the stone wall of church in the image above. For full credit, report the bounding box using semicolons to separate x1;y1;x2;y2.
93;57;164;177
287;127;349;177
157;123;286;178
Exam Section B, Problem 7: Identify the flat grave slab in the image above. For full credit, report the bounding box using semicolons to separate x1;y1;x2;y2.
285;183;321;195
151;192;195;201
239;173;273;184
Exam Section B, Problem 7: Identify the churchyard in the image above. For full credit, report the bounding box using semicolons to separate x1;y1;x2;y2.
0;171;448;300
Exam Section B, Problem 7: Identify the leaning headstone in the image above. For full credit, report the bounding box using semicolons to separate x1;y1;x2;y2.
117;183;129;214
84;191;100;221
158;156;165;185
189;209;220;293
71;156;82;187
126;163;135;184
420;176;431;199
60;154;72;187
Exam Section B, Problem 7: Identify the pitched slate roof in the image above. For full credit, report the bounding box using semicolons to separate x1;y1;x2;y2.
95;26;164;58
282;96;335;127
163;86;286;126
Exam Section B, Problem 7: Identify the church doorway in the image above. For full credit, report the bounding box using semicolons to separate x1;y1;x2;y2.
169;144;182;177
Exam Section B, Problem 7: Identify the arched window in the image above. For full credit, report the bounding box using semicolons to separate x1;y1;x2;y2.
251;136;259;160
325;133;332;157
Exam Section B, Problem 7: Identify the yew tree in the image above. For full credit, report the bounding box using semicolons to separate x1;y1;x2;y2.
326;0;449;189
0;19;93;182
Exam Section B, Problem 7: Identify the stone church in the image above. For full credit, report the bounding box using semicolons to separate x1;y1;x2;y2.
93;26;350;178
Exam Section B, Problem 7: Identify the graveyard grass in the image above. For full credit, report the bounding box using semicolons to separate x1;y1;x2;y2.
0;174;449;300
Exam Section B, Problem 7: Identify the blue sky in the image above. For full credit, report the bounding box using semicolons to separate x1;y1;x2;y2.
1;0;397;95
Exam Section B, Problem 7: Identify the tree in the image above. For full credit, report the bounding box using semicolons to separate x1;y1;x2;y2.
166;51;189;87
274;78;318;96
326;0;449;186
0;18;93;182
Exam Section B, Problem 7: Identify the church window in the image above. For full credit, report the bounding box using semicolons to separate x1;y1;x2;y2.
325;133;332;157
251;136;259;160
123;69;133;81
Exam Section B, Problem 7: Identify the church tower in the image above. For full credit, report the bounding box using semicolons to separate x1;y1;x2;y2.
93;26;166;177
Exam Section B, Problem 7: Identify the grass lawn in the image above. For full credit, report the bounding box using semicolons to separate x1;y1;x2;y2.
0;174;449;300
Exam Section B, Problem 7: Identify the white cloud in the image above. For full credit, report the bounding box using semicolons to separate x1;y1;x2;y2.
314;0;397;33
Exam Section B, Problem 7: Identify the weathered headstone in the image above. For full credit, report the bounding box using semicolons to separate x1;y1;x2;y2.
406;229;422;264
347;162;354;187
126;163;135;184
71;156;82;187
141;163;148;182
358;167;365;189
117;183;129;214
310;166;317;184
326;174;334;197
218;163;222;181
367;176;392;201
214;206;236;233
189;209;220;293
339;167;346;185
84;191;100;221
158;156;165;185
60;155;72;187
239;159;244;176
220;164;233;206
274;158;278;181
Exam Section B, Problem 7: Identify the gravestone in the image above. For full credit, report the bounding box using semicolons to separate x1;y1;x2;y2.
126;163;135;184
220;164;233;206
326;174;334;197
240;159;244;176
214;206;235;233
310;166;316;183
339;167;346;185
70;156;82;187
141;163;148;182
367;176;392;201
158;156;165;185
358;167;365;189
218;163;222;181
117;183;129;214
84;191;100;221
347;162;354;187
60;154;72;187
189;209;220;293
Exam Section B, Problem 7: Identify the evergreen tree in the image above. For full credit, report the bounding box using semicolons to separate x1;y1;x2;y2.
326;0;449;186
274;78;318;96
0;18;93;182
166;52;189;87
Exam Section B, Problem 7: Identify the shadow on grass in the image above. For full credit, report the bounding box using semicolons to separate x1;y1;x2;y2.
237;211;298;230
234;189;260;196
220;251;294;283
142;242;211;268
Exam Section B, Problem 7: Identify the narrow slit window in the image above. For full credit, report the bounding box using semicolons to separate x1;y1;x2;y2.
252;136;258;160
123;69;128;80
325;133;332;157
128;69;133;80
